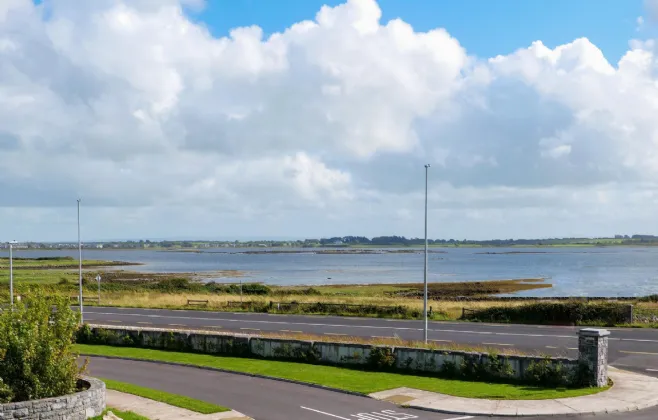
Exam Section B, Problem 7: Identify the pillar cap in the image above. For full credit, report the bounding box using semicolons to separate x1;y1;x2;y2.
579;328;610;337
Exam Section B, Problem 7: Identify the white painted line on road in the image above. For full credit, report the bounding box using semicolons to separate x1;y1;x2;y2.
430;339;452;343
371;336;395;339
300;406;350;419
204;326;221;329
137;322;152;325
240;328;260;331
546;346;558;349
483;343;513;346
568;348;578;350
168;324;186;327
444;416;474;420
646;369;658;372
107;320;122;323
325;333;347;336
620;350;658;356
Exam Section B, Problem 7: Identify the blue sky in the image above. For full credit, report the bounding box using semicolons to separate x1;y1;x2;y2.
193;0;647;64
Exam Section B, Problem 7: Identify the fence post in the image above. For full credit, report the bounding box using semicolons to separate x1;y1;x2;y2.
462;307;465;318
578;328;610;387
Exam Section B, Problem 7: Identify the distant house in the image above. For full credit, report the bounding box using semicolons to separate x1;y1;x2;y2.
96;244;103;249
333;240;343;245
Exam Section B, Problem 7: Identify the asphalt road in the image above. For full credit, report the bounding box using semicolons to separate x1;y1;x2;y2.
83;306;658;376
87;356;658;420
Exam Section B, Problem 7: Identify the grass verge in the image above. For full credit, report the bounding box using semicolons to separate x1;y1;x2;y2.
78;345;608;400
91;408;149;420
101;378;229;414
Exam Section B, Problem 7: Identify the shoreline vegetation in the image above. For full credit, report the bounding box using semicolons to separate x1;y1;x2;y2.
1;256;657;326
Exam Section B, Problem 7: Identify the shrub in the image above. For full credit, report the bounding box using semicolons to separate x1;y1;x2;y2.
0;292;84;403
524;357;571;387
462;301;630;326
367;347;396;369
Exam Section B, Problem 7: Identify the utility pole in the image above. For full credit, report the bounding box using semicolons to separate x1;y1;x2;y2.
78;199;83;323
423;164;430;343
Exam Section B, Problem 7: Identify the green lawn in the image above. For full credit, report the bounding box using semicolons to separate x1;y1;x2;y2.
91;408;149;420
77;345;608;400
101;378;229;414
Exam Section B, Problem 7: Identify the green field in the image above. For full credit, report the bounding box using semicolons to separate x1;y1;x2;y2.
77;345;608;400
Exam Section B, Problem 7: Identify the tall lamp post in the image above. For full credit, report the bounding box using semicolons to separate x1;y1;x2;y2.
78;199;83;323
423;164;430;343
9;240;17;306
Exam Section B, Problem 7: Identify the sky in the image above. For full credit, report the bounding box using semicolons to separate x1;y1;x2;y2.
2;0;658;242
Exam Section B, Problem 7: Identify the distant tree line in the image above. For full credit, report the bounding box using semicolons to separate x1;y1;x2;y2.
8;234;658;250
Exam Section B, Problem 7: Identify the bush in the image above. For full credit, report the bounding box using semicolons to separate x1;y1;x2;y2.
0;292;84;403
462;301;630;326
227;283;271;295
524;357;571;387
367;347;396;369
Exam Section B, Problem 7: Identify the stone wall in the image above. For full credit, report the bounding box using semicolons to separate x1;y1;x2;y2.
82;325;592;382
0;377;105;420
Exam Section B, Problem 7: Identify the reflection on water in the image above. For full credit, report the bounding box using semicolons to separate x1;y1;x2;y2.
1;247;657;297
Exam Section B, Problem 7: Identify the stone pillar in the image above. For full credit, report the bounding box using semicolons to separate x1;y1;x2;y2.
578;328;610;387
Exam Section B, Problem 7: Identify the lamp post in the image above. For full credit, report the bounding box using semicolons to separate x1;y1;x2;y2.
423;164;430;343
8;240;17;306
78;199;83;323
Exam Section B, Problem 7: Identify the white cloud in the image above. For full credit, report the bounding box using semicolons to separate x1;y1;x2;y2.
2;0;658;240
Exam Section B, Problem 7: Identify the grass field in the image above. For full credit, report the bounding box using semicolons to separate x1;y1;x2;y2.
77;345;607;400
101;378;229;413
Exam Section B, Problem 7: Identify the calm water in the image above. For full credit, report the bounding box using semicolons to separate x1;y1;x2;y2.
2;247;657;297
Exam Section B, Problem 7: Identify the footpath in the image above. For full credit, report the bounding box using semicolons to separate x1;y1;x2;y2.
370;367;658;417
104;390;253;420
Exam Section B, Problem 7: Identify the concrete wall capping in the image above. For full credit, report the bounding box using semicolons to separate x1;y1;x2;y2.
0;376;105;419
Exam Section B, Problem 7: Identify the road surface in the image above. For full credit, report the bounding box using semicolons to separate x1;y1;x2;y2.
87;356;658;420
83;306;658;376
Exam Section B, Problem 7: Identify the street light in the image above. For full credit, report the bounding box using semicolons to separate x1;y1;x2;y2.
77;199;83;323
8;240;17;306
423;164;430;343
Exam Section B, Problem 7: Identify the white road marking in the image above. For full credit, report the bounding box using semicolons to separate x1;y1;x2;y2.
620;350;658;356
350;410;419;419
300;406;350;419
483;343;513;346
240;328;260;331
646;369;658;372
325;333;347;336
429;339;452;343
371;336;395;339
85;310;658;343
546;346;558;349
444;417;474;420
568;347;578;350
168;324;186;327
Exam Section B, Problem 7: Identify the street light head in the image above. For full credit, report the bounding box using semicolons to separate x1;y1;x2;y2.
8;240;17;245
425;164;431;169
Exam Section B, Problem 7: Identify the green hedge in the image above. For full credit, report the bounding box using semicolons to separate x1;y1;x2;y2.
462;301;630;326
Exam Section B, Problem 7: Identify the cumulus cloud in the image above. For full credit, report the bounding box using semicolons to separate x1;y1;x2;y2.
1;0;658;240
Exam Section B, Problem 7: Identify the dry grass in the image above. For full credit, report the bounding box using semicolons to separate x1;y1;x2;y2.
87;291;556;320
